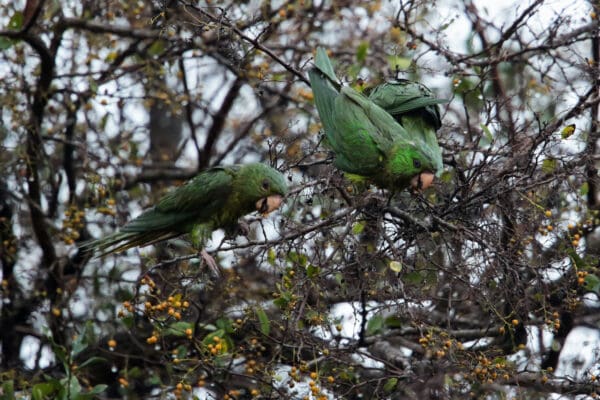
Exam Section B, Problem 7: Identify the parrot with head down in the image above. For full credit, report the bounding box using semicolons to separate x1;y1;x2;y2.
308;47;445;191
82;163;287;273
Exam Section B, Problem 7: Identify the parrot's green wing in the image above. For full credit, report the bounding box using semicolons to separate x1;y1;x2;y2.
368;80;447;130
120;166;234;233
86;167;234;255
338;86;414;148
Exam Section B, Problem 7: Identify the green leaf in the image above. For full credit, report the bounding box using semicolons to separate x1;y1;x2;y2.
0;37;15;50
580;182;589;196
88;78;98;95
585;273;600;295
216;317;234;333
352;221;366;235
99;113;109;130
306;264;320;278
356;42;369;63
561;123;576;139
387;55;412;70
366;314;384;336
287;251;307;267
89;385;108;395
62;375;83;400
1;380;15;400
165;321;194;337
267;248;276;265
404;271;424;284
71;328;90;358
32;382;56;400
273;285;293;309
255;307;271;336
384;316;403;329
78;356;107;369
383;377;398;392
8;12;24;30
478;124;493;148
173;344;189;360
542;158;557;174
120;315;135;329
389;260;402;273
148;40;166;57
568;248;586;269
440;170;453;184
52;343;69;369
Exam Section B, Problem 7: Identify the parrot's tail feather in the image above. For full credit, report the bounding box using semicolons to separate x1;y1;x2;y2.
81;230;181;257
309;67;340;148
314;47;339;86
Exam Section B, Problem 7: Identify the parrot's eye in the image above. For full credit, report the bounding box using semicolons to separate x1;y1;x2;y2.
261;179;270;190
413;159;422;169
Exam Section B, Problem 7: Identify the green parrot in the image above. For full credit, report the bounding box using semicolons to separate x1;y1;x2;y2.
367;79;447;176
82;163;288;271
308;47;443;191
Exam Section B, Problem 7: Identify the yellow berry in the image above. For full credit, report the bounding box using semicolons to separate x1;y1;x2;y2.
108;339;117;348
146;335;158;344
545;210;552;217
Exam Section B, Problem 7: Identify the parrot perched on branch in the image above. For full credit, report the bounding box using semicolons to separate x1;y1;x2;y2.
82;163;288;273
308;47;445;191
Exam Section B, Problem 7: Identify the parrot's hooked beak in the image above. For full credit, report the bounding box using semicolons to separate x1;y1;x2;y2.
410;171;435;191
256;194;284;216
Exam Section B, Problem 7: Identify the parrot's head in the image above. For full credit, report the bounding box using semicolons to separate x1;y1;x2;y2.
388;145;436;191
236;163;288;217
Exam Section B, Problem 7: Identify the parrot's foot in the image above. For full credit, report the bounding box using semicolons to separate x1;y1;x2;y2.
200;249;221;278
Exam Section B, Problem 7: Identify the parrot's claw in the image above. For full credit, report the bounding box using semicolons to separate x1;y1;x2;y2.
200;249;221;278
